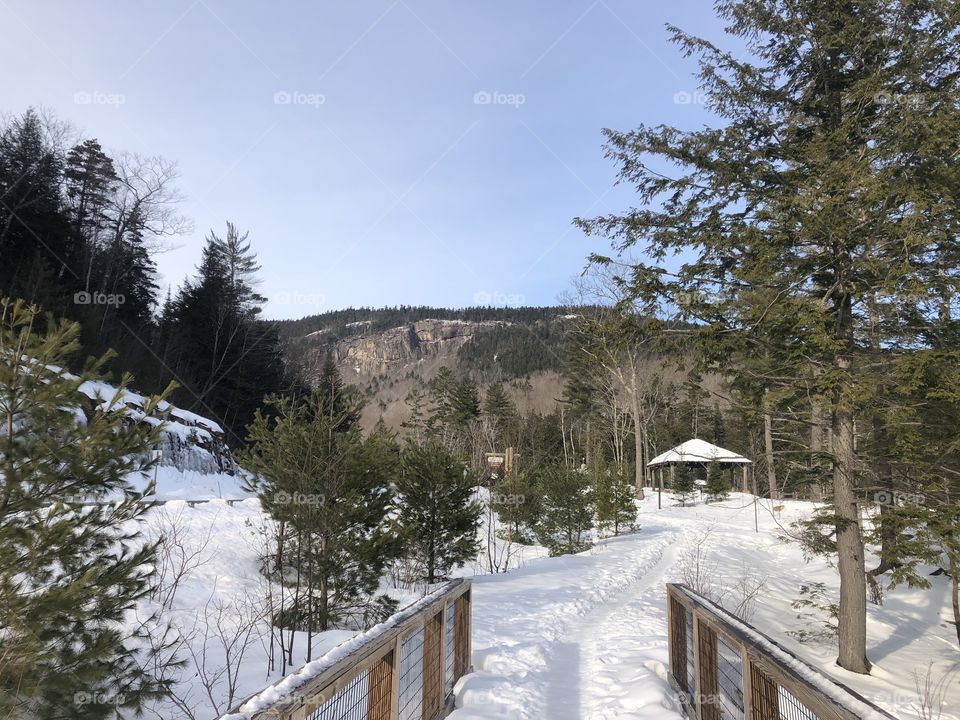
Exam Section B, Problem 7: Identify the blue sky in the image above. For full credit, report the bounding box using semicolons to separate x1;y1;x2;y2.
1;1;727;319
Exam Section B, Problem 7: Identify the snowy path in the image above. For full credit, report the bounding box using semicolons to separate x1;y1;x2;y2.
450;494;960;720
451;519;686;720
566;530;681;719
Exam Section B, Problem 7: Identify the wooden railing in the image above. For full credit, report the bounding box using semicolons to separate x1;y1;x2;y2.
221;579;472;720
666;584;898;720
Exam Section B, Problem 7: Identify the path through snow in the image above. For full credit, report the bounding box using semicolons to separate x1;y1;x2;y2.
452;517;686;719
450;494;959;720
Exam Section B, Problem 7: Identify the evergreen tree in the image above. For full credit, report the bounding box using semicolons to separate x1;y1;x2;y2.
314;352;361;431
64;139;117;291
576;0;960;673
400;386;431;442
494;469;543;543
0;299;174;719
534;464;594;556
396;442;481;584
240;392;399;639
169;223;284;443
0;110;73;311
704;461;729;503
672;465;696;507
482;381;518;450
592;455;637;537
483;381;516;421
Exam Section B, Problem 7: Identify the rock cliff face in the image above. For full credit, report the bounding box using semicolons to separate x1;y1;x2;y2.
317;319;504;378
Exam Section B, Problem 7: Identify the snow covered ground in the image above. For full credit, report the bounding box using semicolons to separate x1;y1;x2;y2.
450;492;959;720
132;486;958;720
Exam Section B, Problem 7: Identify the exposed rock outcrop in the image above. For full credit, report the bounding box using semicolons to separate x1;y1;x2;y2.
314;319;505;378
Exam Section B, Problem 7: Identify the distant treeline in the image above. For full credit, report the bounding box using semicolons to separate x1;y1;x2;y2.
275;305;593;339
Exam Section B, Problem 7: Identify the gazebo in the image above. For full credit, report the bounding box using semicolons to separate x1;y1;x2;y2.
647;438;752;501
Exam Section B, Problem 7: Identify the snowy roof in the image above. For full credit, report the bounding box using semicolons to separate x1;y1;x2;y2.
647;438;751;467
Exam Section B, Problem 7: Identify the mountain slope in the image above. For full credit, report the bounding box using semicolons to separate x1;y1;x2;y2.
277;306;581;429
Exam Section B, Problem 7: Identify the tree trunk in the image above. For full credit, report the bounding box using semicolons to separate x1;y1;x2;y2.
763;391;779;501
631;389;646;499
951;554;960;650
833;384;871;673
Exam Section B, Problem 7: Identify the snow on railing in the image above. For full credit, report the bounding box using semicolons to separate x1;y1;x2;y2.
219;578;472;720
666;583;898;720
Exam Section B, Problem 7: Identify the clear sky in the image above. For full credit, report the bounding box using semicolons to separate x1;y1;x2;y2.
1;1;727;319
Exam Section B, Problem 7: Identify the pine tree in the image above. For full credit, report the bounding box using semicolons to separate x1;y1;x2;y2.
240;392;399;642
534;465;594;556
0;298;174;719
705;461;729;503
396;442;481;584
494;469;542;543
592;455;637;537
64;139;117;292
0;110;73;310
576;0;960;673
400;386;431;442
314;352;361;431
483;381;518;444
672;465;696;507
169;223;284;442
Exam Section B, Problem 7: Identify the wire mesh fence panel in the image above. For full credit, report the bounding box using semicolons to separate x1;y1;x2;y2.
667;586;897;720
398;628;425;720
304;671;368;720
221;580;473;720
777;685;820;720
444;601;456;695
715;635;745;720
685;608;697;699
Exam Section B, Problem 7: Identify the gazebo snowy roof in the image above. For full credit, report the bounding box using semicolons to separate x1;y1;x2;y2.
647;438;751;467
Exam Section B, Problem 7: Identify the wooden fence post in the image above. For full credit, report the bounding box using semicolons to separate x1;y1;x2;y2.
390;634;403;720
367;648;395;720
741;649;755;720
697;620;719;720
691;608;702;719
454;590;471;679
422;611;443;720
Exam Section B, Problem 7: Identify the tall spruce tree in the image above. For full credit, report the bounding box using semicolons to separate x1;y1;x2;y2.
396;441;481;584
169;222;284;443
576;0;960;673
0;110;73;311
0;299;174;719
